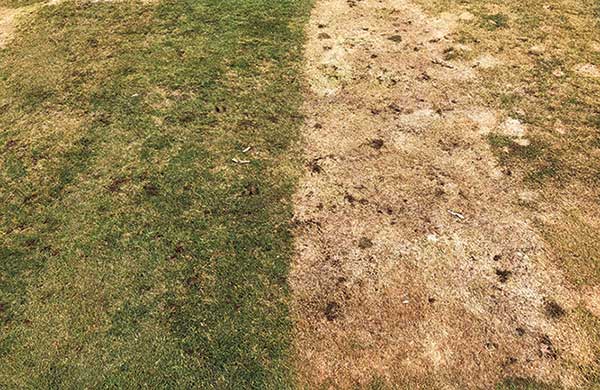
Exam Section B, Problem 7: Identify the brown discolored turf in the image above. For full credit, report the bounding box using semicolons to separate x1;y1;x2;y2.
290;0;597;388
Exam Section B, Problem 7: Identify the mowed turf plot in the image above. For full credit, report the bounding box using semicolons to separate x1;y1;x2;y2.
0;0;310;387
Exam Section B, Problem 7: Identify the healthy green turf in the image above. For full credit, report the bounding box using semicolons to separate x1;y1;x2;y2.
0;0;310;387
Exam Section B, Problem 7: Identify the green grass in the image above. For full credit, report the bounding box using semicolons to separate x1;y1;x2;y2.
495;377;554;390
487;134;562;183
0;0;310;387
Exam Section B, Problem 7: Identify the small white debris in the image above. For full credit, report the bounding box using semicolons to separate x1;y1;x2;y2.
514;138;530;146
427;234;439;243
242;146;252;153
432;59;455;69
232;158;250;164
448;209;465;220
131;93;140;97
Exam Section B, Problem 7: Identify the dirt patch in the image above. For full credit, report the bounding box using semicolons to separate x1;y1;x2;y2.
291;0;593;388
582;286;600;318
574;63;600;79
0;7;22;48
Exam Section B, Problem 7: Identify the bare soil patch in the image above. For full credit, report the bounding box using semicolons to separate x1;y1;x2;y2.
290;0;596;388
0;6;22;47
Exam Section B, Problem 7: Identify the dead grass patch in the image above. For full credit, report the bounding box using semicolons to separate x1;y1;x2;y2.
292;0;599;388
0;5;29;47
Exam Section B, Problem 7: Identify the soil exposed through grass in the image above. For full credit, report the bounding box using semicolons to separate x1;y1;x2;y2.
0;7;22;47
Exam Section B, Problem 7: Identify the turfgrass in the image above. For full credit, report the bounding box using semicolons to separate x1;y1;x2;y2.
0;0;43;7
421;0;600;190
417;0;600;284
0;0;310;387
415;0;600;387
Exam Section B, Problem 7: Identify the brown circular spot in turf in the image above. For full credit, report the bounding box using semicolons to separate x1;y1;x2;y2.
495;269;512;283
243;183;260;196
370;138;384;149
144;183;160;196
543;299;566;319
358;237;373;249
324;301;340;321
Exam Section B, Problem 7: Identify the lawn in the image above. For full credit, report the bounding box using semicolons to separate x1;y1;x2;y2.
2;0;600;388
0;0;310;387
414;0;600;295
415;0;600;387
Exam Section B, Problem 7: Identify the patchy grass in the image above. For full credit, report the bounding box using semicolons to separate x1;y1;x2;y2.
496;377;554;390
414;0;600;387
0;0;310;387
487;135;562;183
481;13;509;31
574;307;600;384
0;0;43;7
539;210;600;286
423;0;600;189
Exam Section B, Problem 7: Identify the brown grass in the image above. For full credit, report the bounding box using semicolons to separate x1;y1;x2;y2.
0;6;23;47
290;0;600;388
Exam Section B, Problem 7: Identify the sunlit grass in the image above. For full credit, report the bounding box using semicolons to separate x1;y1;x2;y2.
0;0;310;387
415;0;600;387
